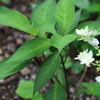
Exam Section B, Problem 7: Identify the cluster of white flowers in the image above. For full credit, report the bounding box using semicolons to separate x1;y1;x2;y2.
75;26;100;83
76;26;100;46
74;49;95;67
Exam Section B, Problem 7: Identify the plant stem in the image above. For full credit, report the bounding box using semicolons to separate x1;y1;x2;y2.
90;95;95;100
74;66;88;100
34;57;42;66
61;31;64;36
54;73;68;89
60;54;70;100
53;75;64;86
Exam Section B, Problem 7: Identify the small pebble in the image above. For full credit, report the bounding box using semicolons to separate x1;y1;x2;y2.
70;87;75;93
46;83;50;87
32;67;38;73
21;5;27;12
7;43;16;52
0;56;4;61
19;34;24;38
13;31;20;38
14;95;19;99
25;75;30;80
0;48;2;54
20;67;31;76
7;85;11;89
7;36;14;41
16;38;23;45
0;79;5;83
2;95;6;99
31;74;36;80
5;53;10;57
86;97;90;100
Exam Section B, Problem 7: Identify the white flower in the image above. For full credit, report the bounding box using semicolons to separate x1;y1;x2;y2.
75;49;88;60
95;76;100;83
87;38;99;46
75;49;95;67
76;26;99;46
90;30;100;36
76;26;92;36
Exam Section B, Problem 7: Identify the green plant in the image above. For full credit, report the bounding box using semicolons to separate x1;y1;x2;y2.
0;0;8;3
0;0;100;100
73;0;100;21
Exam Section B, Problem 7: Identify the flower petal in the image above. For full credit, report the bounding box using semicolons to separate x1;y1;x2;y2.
95;76;100;83
87;38;99;46
74;49;95;67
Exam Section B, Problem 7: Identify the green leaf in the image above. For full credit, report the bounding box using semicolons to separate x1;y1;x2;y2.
80;10;90;21
51;34;77;52
68;9;81;33
0;38;51;79
16;81;34;99
82;82;100;97
88;4;100;12
71;61;84;74
0;10;30;31
7;38;51;62
39;20;57;35
65;56;73;69
16;80;44;100
77;89;91;97
44;82;67;100
0;6;9;12
57;68;66;87
0;8;39;36
0;57;10;64
30;1;42;9
71;21;100;36
25;28;39;36
73;0;90;9
30;0;56;35
31;94;44;100
55;0;75;34
0;58;31;79
33;52;60;95
0;0;8;3
81;42;90;50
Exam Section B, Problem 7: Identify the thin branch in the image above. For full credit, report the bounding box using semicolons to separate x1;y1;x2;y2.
60;54;70;100
34;57;42;66
74;66;88;100
53;75;61;84
53;75;66;89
